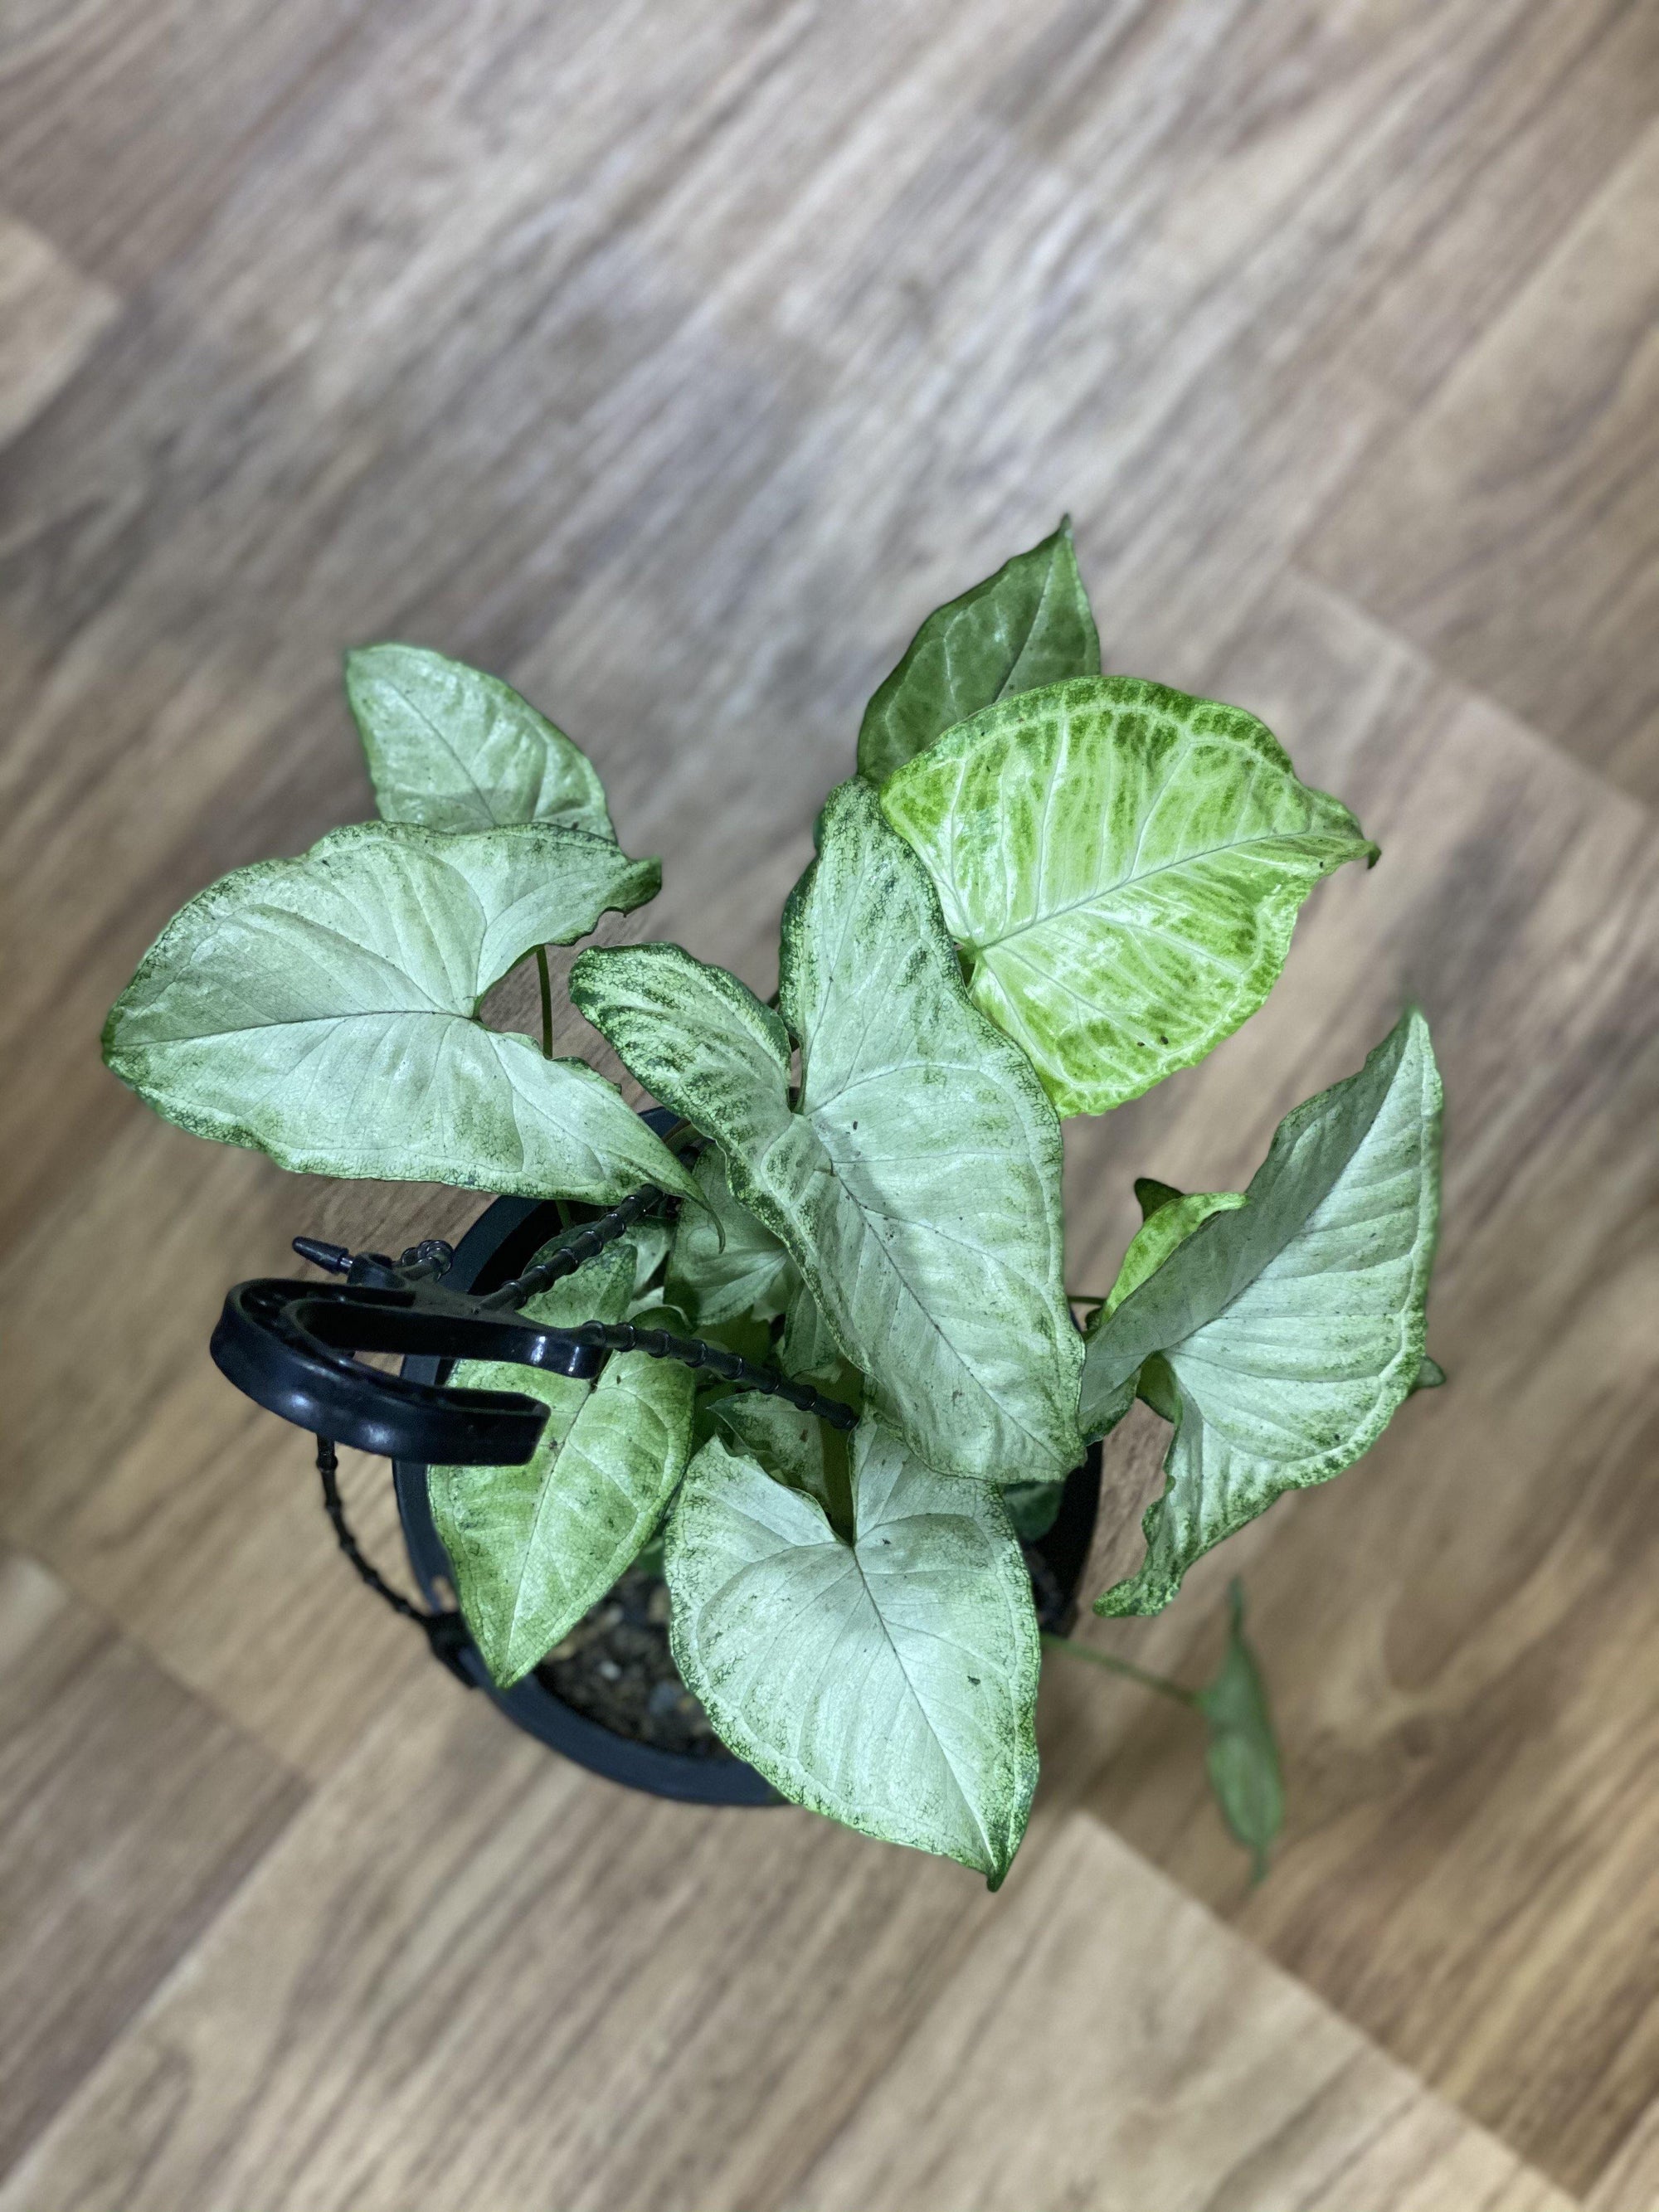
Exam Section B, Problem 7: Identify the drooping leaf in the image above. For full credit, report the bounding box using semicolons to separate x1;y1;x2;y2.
1196;1582;1284;1882
572;779;1084;1485
103;821;698;1205
1085;1009;1442;1613
881;676;1377;1116
667;1145;795;1325
857;518;1100;785
346;643;614;839
1098;1188;1248;1320
666;1423;1040;1883
430;1242;694;1687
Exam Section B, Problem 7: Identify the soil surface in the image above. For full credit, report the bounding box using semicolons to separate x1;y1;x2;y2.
536;1563;732;1758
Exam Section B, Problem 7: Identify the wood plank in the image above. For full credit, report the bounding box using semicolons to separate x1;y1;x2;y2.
0;1115;432;1778
0;1667;1033;2212
22;0;1648;1256
0;3;1653;2198
1038;569;1659;2198
0;1547;304;2175
990;0;1659;408
1306;124;1659;804
1587;2100;1659;2212
0;211;117;448
787;1814;1574;2212
0;2;383;289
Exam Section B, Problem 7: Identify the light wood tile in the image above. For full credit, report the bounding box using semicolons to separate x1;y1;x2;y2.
1;0;1655;2195
0;1667;1024;2212
0;1116;431;1777
1307;123;1659;803
0;211;116;447
1586;2100;1659;2212
1041;571;1659;2195
787;1813;1573;2212
0;1548;303;2173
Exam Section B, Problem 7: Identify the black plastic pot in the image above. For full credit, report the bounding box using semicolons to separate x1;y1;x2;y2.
394;1147;1103;1806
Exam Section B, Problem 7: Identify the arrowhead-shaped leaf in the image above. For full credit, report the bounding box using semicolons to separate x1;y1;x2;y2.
572;779;1083;1485
103;821;697;1205
666;1423;1040;1883
1084;1009;1442;1613
667;1145;795;1325
431;1242;694;1686
881;676;1376;1116
346;644;614;839
1197;1582;1284;1882
857;518;1100;784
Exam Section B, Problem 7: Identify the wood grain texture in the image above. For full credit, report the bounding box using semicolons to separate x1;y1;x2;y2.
0;1548;303;2173
1308;122;1659;803
1045;570;1659;2195
0;1120;433;1777
0;1668;1016;2212
788;1814;1573;2212
1;0;1656;2200
0;213;116;448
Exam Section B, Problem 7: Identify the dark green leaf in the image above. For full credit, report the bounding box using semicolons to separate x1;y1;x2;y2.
857;518;1100;784
1196;1582;1284;1881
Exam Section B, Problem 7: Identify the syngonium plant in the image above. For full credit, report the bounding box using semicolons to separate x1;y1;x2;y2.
103;520;1442;1887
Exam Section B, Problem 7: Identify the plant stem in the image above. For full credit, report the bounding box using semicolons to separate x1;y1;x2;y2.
535;945;554;1059
1041;1631;1197;1707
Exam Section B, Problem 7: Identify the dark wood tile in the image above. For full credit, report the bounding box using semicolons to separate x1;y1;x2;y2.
1306;124;1659;804
1043;570;1659;2197
0;211;116;448
0;1548;303;2177
0;1669;1019;2212
788;1816;1572;2212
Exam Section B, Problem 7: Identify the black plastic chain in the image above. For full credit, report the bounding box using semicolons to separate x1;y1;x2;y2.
315;1436;474;1682
558;1318;858;1428
311;1163;855;1661
480;1181;669;1310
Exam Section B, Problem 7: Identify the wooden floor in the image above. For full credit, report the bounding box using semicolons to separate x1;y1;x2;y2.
1;4;1655;2205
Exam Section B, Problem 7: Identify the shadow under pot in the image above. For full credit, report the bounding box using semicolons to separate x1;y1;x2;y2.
395;1136;1102;1808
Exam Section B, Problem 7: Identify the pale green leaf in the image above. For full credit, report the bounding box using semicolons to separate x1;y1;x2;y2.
573;779;1083;1485
1197;1582;1284;1882
1098;1188;1247;1320
1086;1009;1442;1613
667;1423;1040;1883
103;821;698;1205
881;676;1377;1116
668;1145;795;1325
858;518;1100;785
346;643;614;839
431;1242;694;1687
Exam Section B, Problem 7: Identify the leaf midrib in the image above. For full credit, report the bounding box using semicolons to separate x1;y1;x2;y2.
969;821;1361;955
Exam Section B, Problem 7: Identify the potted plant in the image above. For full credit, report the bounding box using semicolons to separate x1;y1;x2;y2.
102;519;1441;1888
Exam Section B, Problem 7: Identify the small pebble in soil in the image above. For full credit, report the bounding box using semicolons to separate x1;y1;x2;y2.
536;1562;731;1760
